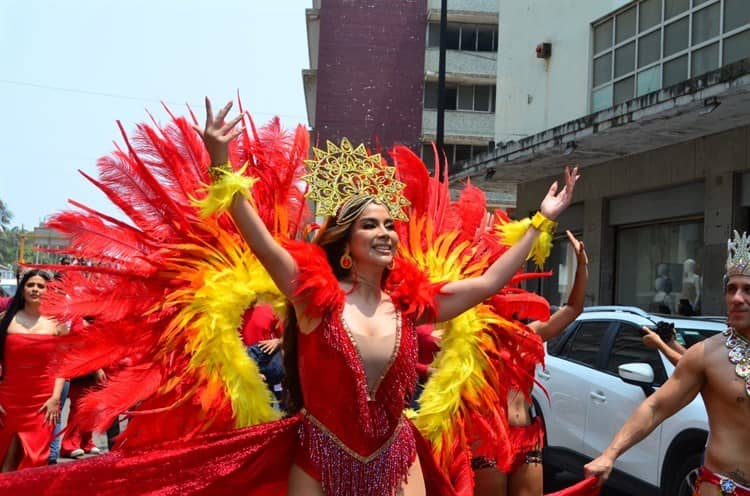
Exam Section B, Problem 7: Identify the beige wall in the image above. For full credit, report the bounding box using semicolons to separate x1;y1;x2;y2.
516;125;750;315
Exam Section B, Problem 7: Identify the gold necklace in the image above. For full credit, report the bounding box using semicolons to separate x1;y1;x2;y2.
724;327;750;396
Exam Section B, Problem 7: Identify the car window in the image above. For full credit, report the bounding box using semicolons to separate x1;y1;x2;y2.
606;323;668;386
557;321;609;368
546;321;579;356
675;327;720;348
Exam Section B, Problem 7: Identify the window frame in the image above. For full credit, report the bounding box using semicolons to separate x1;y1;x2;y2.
424;82;496;113
557;320;616;370
590;0;750;112
605;321;669;386
426;22;498;52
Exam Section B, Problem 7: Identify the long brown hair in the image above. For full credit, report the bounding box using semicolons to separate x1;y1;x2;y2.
282;195;388;413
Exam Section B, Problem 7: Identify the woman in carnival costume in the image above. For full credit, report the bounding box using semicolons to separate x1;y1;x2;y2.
197;98;578;495
473;230;589;496
0;98;592;495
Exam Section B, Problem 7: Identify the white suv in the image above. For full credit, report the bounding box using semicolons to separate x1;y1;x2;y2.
532;306;725;496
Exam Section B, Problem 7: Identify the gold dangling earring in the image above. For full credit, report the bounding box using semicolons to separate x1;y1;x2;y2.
340;252;353;269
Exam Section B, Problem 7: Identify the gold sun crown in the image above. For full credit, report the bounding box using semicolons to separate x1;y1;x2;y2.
727;230;750;277
302;139;410;221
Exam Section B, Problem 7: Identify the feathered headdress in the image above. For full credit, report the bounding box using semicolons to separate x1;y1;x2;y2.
302;138;410;221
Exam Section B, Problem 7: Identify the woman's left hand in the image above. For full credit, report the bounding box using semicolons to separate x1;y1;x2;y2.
39;396;60;426
540;165;580;220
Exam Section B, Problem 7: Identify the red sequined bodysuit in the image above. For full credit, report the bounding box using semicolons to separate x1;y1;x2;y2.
295;304;419;495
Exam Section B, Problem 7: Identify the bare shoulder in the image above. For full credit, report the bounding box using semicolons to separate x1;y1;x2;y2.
699;331;732;362
671;337;710;378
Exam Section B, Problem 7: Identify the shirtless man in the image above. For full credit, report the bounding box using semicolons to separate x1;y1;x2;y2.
474;230;588;496
585;230;750;495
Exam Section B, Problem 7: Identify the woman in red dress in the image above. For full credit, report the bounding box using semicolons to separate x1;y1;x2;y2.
0;269;68;471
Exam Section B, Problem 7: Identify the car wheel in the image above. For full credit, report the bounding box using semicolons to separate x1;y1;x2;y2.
664;452;702;496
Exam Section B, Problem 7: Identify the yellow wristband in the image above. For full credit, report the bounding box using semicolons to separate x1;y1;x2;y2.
209;162;233;182
530;211;557;235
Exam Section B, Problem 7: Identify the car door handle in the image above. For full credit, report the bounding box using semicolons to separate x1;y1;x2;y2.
589;391;606;402
537;370;551;380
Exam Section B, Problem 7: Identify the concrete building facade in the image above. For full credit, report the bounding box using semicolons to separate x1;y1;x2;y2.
303;0;502;207
455;0;750;316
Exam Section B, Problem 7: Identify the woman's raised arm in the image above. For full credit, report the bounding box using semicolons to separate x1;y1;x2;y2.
433;166;580;323
193;98;300;300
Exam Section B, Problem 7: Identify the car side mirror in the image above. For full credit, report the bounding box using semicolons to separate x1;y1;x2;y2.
618;362;656;397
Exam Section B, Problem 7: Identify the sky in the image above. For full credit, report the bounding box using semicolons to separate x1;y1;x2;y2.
0;0;310;229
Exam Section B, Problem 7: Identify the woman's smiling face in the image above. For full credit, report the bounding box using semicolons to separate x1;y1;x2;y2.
346;202;398;268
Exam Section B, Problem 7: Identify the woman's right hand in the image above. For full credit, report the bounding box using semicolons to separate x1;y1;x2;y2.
192;97;245;166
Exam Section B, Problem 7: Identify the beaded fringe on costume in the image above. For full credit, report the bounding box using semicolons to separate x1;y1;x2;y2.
299;412;416;496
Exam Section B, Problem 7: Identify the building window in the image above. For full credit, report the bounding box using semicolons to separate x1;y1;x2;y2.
424;82;496;112
615;220;704;315
427;22;498;52
421;143;490;170
591;0;750;112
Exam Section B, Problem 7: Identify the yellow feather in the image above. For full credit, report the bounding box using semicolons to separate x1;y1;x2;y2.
496;218;554;268
195;163;258;217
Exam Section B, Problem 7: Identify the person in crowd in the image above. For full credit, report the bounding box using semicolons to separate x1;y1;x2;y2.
585;230;750;495
57;316;104;458
241;304;284;401
653;263;674;314
474;230;589;496
641;321;686;367
47;379;69;464
0;270;68;471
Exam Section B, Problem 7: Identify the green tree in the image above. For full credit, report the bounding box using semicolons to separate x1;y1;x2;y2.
0;226;21;267
0;199;12;232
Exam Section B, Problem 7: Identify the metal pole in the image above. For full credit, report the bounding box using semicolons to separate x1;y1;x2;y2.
436;0;447;182
18;234;26;264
